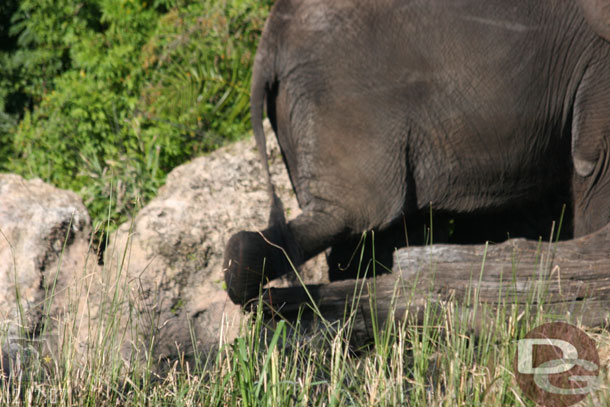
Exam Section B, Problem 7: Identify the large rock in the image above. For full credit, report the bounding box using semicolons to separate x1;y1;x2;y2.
0;123;327;368
0;174;97;369
106;121;327;361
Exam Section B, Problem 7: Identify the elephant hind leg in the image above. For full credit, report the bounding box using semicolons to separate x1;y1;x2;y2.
223;229;288;305
572;153;610;237
224;206;351;305
326;230;399;282
571;60;610;236
286;207;351;264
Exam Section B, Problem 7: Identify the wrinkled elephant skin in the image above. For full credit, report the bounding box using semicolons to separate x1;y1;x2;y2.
224;0;610;305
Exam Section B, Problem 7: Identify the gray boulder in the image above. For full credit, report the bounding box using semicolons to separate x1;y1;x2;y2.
0;174;97;375
105;121;327;361
0;123;326;369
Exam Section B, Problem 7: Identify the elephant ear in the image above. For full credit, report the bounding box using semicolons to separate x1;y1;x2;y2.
578;0;610;42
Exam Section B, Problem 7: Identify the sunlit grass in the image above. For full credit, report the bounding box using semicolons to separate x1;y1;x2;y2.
1;228;608;406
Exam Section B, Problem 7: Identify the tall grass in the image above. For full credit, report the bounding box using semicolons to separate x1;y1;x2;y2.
1;230;608;406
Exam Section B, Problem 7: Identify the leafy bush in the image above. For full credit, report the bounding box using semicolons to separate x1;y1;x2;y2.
0;0;273;229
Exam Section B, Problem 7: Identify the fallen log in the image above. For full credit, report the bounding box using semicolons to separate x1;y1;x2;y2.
261;223;610;341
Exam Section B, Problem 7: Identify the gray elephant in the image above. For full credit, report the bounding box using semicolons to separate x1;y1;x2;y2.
224;0;610;305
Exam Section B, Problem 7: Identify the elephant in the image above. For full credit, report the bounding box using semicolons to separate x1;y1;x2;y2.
223;0;610;305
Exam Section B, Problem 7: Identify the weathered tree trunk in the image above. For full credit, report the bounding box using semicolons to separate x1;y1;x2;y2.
262;223;610;341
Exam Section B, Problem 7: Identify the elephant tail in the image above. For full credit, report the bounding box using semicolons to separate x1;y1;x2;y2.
250;49;286;230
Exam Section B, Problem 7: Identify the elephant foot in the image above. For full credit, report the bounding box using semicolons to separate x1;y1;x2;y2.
223;231;284;305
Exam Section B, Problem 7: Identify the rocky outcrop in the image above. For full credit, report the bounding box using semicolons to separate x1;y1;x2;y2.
0;174;94;333
0;174;98;373
0;122;327;369
104;121;326;361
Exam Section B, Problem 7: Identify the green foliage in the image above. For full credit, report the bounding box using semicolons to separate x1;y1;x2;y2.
0;0;273;229
140;0;271;154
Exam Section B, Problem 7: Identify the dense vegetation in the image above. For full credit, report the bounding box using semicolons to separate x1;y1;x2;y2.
0;0;273;229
